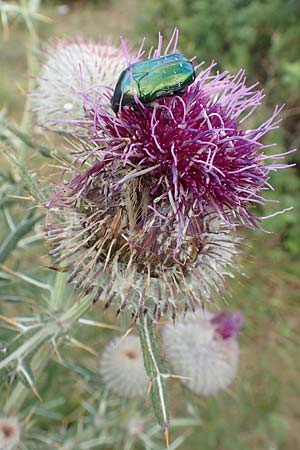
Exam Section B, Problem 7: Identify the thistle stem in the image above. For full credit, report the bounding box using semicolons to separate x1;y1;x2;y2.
137;314;169;448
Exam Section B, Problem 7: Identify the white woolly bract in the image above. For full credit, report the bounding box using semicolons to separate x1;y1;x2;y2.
162;312;239;396
100;335;149;398
47;198;241;320
32;40;126;132
0;417;21;450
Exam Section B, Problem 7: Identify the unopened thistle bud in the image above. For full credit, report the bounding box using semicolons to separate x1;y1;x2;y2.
100;335;149;398
0;417;21;450
162;311;243;396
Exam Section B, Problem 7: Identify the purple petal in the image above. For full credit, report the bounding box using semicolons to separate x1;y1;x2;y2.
211;311;244;339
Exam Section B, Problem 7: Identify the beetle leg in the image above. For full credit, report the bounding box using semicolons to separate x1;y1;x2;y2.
144;102;172;120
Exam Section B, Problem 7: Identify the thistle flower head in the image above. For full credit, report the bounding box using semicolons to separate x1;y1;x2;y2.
162;310;242;396
78;32;289;231
32;39;126;132
100;335;149;398
45;30;290;319
0;417;21;450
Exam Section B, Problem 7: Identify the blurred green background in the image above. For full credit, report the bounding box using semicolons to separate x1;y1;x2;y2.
0;0;299;449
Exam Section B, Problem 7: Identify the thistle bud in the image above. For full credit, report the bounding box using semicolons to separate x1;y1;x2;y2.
162;311;243;396
33;39;126;132
100;335;149;398
0;417;21;450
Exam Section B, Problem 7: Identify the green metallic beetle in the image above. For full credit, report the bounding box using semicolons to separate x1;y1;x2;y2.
111;53;196;113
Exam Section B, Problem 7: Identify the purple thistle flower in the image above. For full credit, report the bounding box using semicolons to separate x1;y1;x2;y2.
211;310;243;339
44;30;292;319
74;35;291;233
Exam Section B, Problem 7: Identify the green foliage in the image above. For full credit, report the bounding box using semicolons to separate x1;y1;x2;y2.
139;0;300;91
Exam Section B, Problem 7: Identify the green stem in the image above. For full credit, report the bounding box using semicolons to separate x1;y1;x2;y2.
137;315;169;437
49;272;70;311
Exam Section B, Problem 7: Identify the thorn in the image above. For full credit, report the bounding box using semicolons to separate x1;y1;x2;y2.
0;263;17;277
32;385;42;402
114;325;134;348
51;337;62;363
147;379;153;398
24;409;35;428
164;424;170;449
45;265;68;272
68;337;97;356
7;194;33;201
16;82;27;96
0;315;22;330
35;13;53;24
166;373;192;381
78;318;119;331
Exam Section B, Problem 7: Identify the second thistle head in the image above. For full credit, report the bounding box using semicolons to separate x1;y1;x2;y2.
0;417;21;450
162;310;243;396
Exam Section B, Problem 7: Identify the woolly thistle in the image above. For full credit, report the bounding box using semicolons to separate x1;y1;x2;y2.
0;417;21;450
100;335;149;398
43;29;291;319
162;310;243;396
32;39;126;132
